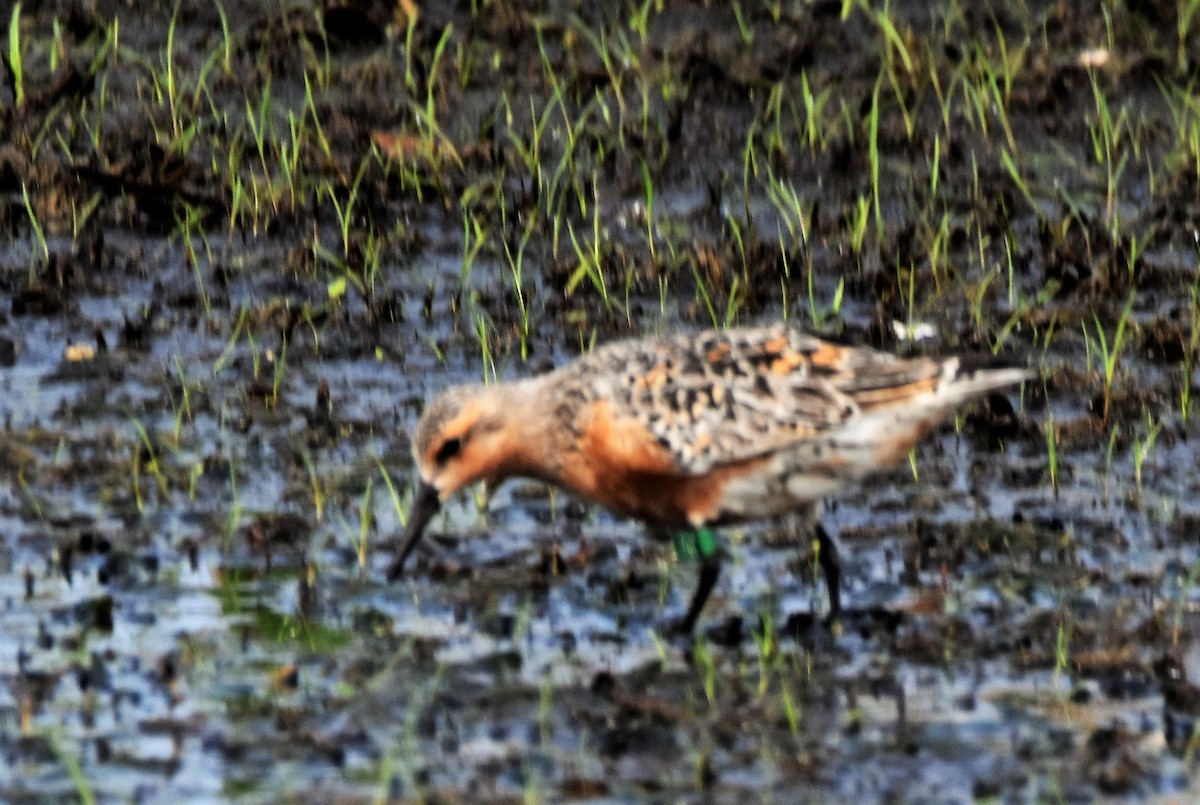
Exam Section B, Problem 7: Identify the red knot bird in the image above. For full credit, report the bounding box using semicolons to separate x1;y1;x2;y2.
389;325;1032;633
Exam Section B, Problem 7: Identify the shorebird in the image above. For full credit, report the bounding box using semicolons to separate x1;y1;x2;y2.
388;325;1032;633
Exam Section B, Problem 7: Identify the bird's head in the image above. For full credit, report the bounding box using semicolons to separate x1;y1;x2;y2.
387;384;522;578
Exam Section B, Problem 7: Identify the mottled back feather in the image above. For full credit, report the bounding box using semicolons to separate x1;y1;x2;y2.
552;325;951;475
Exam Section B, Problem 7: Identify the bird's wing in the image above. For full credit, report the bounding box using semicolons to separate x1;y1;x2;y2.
579;326;945;475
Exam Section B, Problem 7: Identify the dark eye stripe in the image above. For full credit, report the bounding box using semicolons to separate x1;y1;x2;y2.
434;437;462;464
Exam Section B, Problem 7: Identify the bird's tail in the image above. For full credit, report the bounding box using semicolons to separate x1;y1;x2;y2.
938;355;1036;404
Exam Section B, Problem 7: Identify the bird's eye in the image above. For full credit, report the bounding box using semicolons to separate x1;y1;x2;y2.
434;437;462;464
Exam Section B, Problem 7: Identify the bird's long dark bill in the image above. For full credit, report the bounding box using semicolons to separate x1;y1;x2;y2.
386;481;441;580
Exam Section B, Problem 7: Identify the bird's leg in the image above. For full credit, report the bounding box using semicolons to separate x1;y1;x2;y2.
679;554;721;635
814;522;841;622
670;527;722;634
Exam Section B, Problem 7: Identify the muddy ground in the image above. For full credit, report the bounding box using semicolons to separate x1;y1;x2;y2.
3;0;1200;802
